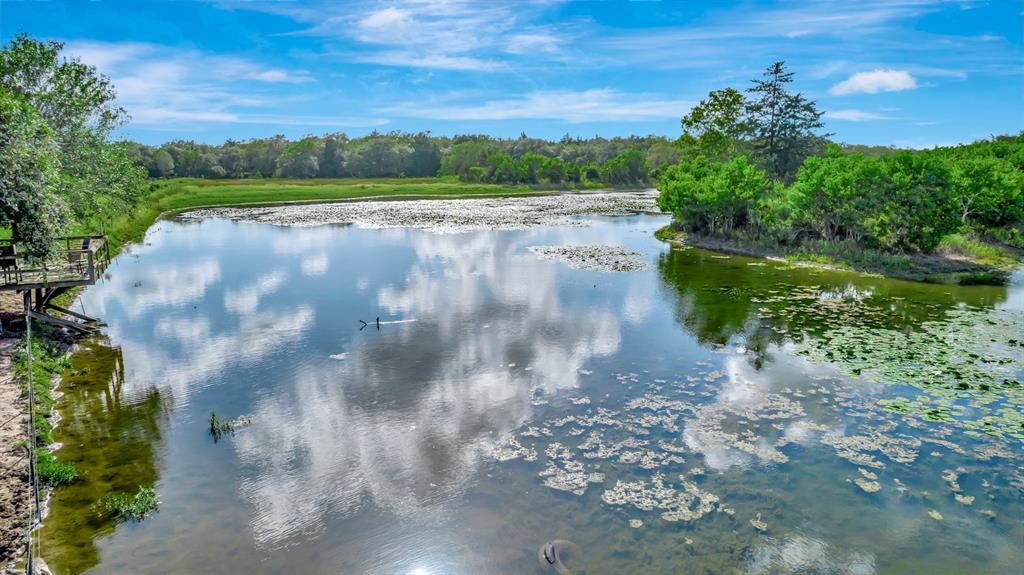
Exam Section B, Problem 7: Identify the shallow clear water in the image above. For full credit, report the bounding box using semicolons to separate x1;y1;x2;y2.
40;211;1023;574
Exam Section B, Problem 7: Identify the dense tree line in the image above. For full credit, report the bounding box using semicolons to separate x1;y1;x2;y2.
129;132;676;185
659;62;1024;254
0;34;144;261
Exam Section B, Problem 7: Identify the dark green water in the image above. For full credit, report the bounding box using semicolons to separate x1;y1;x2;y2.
39;212;1023;574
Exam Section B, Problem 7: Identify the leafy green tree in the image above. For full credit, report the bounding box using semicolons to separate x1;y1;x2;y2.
679;88;750;161
788;145;881;242
276;138;321;179
540;156;568;183
153;149;175;178
439;140;498;181
870;151;959;252
0;90;65;261
485;152;517;183
601;149;649;185
949;156;1023;227
406;132;442;177
645;140;679;177
745;61;825;181
657;156;770;235
0;33;144;226
318;134;346;178
517;152;546;184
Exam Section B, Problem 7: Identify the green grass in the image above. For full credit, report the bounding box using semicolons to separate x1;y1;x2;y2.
937;233;1016;266
14;331;82;485
99;485;158;521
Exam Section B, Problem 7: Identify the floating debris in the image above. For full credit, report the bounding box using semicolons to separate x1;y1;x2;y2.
750;513;768;532
928;510;944;521
628;519;643;528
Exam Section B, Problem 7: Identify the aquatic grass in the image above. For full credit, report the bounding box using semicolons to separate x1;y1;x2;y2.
36;449;80;486
99;485;158;522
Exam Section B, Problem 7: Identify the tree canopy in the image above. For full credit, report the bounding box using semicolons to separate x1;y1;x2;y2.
0;33;144;260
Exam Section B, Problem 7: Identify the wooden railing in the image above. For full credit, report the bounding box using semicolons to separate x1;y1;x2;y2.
0;235;110;289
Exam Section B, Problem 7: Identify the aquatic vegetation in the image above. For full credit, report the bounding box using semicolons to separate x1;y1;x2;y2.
528;245;652;272
601;473;719;522
99;485;158;522
797;307;1024;440
208;411;252;442
186;191;659;233
36;449;80;486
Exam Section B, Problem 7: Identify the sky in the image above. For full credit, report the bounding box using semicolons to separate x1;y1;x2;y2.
1;0;1021;147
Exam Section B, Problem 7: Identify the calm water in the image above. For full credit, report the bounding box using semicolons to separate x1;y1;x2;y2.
40;210;1024;574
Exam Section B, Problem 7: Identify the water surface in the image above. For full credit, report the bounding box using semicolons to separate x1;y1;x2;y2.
41;210;1023;574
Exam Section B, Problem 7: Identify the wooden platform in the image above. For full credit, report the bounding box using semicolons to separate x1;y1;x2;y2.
0;236;110;333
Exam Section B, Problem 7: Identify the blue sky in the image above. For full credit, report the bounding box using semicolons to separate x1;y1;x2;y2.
2;0;1021;147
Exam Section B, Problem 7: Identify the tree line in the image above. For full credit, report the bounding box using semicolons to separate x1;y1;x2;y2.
658;62;1024;254
129;132;678;186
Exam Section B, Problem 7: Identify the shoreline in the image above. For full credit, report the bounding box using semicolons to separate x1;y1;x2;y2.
654;225;1022;285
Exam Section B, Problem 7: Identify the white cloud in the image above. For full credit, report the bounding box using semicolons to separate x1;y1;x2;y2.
384;89;691;122
63;40;323;127
824;109;891;122
829;69;918;95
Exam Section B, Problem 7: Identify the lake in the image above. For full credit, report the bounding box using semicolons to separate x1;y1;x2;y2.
39;196;1024;574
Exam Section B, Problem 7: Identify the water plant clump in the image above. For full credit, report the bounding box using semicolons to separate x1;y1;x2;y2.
36;449;80;486
99;485;159;522
208;411;252;442
528;245;652;272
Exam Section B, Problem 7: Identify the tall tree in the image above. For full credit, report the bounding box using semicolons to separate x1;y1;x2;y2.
679;88;750;161
0;33;143;225
0;90;66;261
745;61;825;181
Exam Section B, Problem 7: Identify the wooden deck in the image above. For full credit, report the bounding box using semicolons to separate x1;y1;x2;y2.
0;235;110;291
0;236;110;333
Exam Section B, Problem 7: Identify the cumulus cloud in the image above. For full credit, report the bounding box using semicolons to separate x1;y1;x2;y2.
829;69;918;95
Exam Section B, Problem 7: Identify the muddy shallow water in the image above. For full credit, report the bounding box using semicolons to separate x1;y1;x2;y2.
39;199;1023;574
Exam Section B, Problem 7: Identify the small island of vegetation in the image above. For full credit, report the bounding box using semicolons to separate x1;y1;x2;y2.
656;62;1023;283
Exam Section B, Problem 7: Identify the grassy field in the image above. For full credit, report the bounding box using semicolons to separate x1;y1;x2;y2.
85;177;560;255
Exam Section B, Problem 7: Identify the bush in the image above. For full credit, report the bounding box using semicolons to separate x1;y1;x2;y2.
657;156;770;236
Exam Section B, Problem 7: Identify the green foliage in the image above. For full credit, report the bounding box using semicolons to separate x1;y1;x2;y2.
600;149;649;185
657;156;770;236
745;61;827;182
0;33;145;256
100;485;159;522
37;449;80;486
276;137;320;178
661;136;1023;258
678;87;750;161
0;89;64;261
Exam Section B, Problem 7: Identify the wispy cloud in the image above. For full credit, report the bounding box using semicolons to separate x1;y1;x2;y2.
825;108;893;122
829;69;918;95
63;41;349;127
383;89;692;122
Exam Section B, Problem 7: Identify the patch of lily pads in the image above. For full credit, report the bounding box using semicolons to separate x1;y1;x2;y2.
795;307;1024;440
